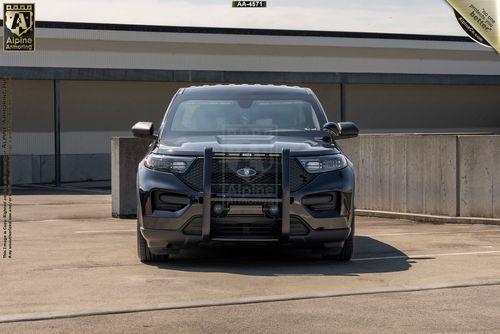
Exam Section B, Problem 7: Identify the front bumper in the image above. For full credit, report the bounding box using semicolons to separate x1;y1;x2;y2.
141;226;350;254
138;148;354;253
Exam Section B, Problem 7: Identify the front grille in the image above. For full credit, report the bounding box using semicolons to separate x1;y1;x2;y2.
178;158;204;191
178;155;316;193
290;158;316;191
212;155;281;197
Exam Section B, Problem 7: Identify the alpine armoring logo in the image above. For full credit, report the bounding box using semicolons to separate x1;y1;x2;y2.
3;3;35;51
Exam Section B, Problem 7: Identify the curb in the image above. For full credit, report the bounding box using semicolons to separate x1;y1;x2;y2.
356;209;500;225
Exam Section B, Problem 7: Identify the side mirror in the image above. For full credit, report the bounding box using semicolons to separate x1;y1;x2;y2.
337;122;359;139
132;122;156;139
323;122;341;137
323;121;359;140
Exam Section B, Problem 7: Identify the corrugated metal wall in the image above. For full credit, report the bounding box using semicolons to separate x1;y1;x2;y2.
346;84;500;132
8;79;500;183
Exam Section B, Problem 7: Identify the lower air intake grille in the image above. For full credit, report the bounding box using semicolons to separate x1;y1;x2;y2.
183;216;308;237
212;221;279;238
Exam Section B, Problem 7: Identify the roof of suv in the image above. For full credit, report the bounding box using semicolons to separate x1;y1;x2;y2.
180;84;312;95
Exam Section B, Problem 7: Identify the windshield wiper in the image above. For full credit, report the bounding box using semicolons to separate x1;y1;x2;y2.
263;129;316;133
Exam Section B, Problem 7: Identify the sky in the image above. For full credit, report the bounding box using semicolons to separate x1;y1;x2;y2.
28;0;465;36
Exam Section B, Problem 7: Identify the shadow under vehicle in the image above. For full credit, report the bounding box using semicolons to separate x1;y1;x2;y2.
151;236;413;276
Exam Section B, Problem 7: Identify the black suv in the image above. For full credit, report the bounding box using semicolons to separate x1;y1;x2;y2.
133;85;358;262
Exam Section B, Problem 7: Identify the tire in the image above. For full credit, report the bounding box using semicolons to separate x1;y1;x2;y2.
137;222;169;262
322;215;355;261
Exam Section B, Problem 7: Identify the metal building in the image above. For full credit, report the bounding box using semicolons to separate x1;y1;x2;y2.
1;21;500;184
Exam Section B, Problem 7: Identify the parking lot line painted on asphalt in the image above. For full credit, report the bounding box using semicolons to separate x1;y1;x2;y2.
74;229;136;234
14;217;117;224
368;229;500;236
1;281;499;324
352;250;500;262
72;228;500;235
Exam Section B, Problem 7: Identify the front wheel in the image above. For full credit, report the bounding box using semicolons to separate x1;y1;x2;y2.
137;222;169;262
322;216;355;261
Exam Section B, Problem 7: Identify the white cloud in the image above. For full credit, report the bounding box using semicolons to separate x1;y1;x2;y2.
28;0;465;36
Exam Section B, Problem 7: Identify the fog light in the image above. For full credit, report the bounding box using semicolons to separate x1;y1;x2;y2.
263;203;281;218
212;202;229;218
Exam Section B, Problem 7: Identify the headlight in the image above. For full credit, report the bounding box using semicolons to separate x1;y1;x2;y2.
298;155;347;173
144;154;195;173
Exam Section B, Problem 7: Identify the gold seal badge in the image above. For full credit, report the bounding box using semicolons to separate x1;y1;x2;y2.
446;0;499;52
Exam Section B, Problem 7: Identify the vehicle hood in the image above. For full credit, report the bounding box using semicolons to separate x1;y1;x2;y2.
155;134;340;156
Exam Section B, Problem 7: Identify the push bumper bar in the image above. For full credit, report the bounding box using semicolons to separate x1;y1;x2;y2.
201;147;291;241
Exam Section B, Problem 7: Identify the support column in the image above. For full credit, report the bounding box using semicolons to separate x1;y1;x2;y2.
53;80;61;186
340;83;346;122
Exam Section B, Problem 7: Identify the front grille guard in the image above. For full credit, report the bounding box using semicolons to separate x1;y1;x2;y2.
201;147;291;241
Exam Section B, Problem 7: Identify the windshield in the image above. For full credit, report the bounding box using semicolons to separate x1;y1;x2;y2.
168;99;321;133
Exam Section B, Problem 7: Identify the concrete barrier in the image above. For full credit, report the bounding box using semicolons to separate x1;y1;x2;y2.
3;153;111;184
111;134;499;220
458;135;500;218
111;137;152;218
340;134;458;217
341;134;500;220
